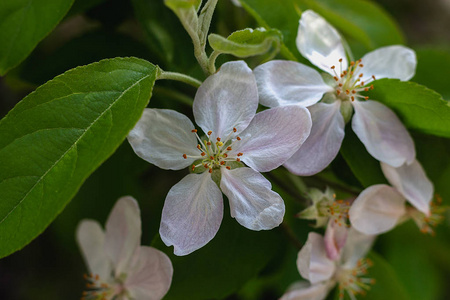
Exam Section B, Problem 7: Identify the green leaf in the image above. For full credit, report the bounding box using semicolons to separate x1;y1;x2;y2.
370;79;450;138
0;57;157;258
414;47;450;100
239;0;302;61
340;127;386;188
296;0;404;53
209;28;282;58
0;0;74;75
153;208;284;299
165;0;201;11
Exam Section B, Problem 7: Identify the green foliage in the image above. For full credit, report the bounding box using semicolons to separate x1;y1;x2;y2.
414;47;450;100
370;79;450;138
209;28;282;58
0;0;74;75
0;57;157;258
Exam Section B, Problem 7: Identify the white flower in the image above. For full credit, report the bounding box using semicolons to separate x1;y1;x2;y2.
128;61;312;255
349;159;440;235
76;196;173;300
280;228;375;300
254;10;417;176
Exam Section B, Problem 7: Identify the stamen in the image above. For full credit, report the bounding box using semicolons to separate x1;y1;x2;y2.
226;166;231;170
191;129;197;133
236;136;241;141
237;153;243;156
233;127;237;132
207;131;212;135
182;154;187;159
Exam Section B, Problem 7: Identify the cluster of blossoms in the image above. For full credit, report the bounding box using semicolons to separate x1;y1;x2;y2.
75;8;444;300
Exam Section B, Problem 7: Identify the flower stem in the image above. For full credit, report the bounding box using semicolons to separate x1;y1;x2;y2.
153;86;194;106
157;69;202;88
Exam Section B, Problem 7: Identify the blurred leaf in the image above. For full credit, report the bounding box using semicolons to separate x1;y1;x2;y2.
20;30;152;85
380;222;443;300
0;57;157;258
0;0;74;75
153;208;285;300
340;127;386;188
414;47;450;101
296;0;404;54
370;79;450;138
209;28;281;57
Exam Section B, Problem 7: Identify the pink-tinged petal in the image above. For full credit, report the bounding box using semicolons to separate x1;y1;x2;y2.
230;106;312;172
284;101;345;176
105;196;142;276
357;46;416;83
254;60;333;108
125;246;173;300
220;167;285;230
381;160;433;215
193;61;258;140
324;219;348;261
349;185;406;235
280;281;332;300
341;228;376;269
296;10;348;75
351;100;415;167
297;232;336;284
160;172;223;256
128;109;198;170
76;220;111;279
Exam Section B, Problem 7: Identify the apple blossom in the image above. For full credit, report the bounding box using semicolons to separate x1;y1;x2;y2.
76;196;173;300
254;10;416;176
349;159;443;235
128;61;312;255
281;228;375;300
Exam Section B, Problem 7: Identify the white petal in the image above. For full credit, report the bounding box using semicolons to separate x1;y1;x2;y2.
296;10;348;75
324;219;348;261
125;246;173;300
381;160;433;215
357;45;417;82
297;232;336;284
280;281;332;300
341;228;376;269
128;109;198;170
76;220;111;279
220;167;285;230
349;185;406;235
284;101;345;176
254;60;333;108
193;61;258;141
160;172;223;256
231;106;312;172
351;100;415;167
105;196;142;276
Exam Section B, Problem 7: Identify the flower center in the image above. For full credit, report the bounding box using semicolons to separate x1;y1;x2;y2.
183;128;243;173
81;273;116;300
408;195;446;235
317;196;351;227
330;58;375;102
335;258;375;300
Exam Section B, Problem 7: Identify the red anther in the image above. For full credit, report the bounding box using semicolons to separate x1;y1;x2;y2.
359;64;364;67
95;274;99;281
237;136;241;141
192;165;195;171
338;83;343;87
336;90;341;95
226;146;232;151
204;164;208;168
210;156;214;160
345;89;350;95
339;58;343;62
350;61;355;66
197;144;201;150
207;141;211;146
233;127;237;132
236;158;241;162
223;153;228;158
343;70;347;75
364;87;369;91
334;76;339;81
359;73;363;77
364;96;369;100
226;166;231;170
370;84;374;90
220;161;225;165
350;71;354;75
340;74;344;78
358;59;362;63
207;131;212;135
191;129;198;133
352;90;356;94
237;153;243;156
331;65;336;69
217;137;221;142
183;154;187;159
360;81;365;85
372;75;376;80
201;152;206;156
351;96;355;101
209;168;213;173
